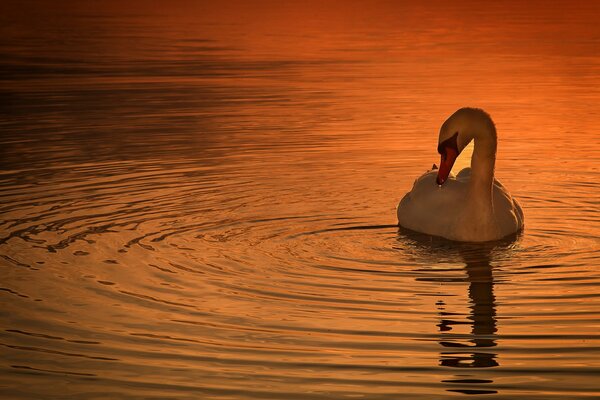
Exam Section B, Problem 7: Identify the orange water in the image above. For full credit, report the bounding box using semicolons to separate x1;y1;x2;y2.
1;1;599;398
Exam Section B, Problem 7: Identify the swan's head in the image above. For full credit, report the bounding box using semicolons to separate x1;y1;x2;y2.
435;108;495;185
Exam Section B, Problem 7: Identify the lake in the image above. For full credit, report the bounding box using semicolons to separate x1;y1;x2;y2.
1;1;599;398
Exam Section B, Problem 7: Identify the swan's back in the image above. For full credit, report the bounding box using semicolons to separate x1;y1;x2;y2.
397;170;463;237
398;168;523;240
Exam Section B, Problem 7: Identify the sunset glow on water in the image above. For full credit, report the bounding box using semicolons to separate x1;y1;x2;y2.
1;1;599;398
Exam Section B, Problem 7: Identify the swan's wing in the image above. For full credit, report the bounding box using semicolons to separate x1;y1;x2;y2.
492;182;525;231
513;198;524;227
456;167;471;182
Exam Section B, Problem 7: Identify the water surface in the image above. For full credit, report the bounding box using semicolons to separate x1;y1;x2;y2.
1;1;600;398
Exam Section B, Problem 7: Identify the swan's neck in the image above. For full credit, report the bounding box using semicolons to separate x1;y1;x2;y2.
467;131;497;209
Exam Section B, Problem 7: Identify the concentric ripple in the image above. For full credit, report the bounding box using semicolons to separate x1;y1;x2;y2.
1;153;599;399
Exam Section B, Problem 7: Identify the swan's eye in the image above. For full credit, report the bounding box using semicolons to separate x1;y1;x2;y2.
437;132;459;158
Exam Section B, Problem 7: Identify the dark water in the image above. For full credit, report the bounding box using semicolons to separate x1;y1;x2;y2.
1;1;600;398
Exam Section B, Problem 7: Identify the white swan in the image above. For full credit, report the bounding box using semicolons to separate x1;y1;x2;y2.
397;108;524;242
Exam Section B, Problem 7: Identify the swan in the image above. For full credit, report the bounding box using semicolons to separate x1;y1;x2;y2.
397;108;524;242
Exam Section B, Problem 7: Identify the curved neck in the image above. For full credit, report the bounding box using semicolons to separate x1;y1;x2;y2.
468;130;497;205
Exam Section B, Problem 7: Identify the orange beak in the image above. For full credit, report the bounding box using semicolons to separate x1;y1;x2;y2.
436;132;459;185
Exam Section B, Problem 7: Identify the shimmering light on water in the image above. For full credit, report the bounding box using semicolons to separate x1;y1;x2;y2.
1;1;599;398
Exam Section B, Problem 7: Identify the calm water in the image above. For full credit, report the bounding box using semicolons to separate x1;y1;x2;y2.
1;1;600;398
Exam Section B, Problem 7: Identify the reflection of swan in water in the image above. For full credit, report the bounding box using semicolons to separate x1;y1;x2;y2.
397;228;519;395
397;108;524;242
437;247;498;369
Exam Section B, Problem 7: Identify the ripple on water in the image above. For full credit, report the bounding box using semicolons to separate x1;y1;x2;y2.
1;158;599;398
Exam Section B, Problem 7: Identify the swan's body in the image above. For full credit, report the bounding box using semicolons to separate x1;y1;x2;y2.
397;108;524;242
